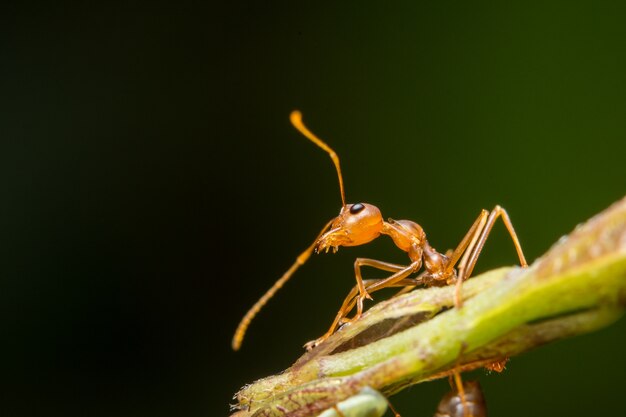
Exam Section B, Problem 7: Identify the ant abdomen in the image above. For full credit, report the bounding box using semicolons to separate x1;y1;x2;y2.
434;380;486;417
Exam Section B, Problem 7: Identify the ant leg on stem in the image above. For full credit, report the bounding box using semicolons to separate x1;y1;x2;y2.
446;206;528;308
304;276;420;350
352;259;414;318
458;206;527;280
348;261;421;322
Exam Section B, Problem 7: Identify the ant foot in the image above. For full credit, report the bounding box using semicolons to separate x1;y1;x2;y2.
303;339;319;351
303;334;329;351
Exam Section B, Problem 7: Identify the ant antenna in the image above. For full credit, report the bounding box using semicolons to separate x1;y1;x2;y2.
232;111;347;351
290;111;346;207
232;218;334;350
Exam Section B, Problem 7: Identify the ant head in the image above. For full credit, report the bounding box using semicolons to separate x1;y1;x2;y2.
316;203;384;253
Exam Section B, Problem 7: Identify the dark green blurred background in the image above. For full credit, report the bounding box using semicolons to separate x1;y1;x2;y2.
2;2;625;417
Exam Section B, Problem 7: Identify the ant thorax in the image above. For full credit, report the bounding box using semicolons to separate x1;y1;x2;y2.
382;219;426;255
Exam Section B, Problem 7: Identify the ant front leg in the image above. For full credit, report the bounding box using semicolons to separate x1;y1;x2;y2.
304;278;378;351
328;261;422;336
351;258;423;322
304;258;421;350
304;277;418;350
304;258;406;350
352;259;405;318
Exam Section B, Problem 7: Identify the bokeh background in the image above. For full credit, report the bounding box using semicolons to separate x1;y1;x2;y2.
3;2;626;417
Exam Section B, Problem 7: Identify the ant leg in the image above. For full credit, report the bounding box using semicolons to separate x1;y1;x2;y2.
304;276;419;350
444;210;489;277
347;261;422;323
352;259;422;320
450;343;472;417
459;205;527;281
305;278;378;350
393;271;429;297
450;212;489;308
450;206;527;307
354;259;407;315
385;398;402;417
308;258;407;347
451;370;470;417
361;261;422;294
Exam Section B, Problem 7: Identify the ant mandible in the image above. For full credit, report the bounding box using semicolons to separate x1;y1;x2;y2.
232;111;528;351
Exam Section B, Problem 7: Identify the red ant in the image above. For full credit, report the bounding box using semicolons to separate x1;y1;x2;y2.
232;111;527;351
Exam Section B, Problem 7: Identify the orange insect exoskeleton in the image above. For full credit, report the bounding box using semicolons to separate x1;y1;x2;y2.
232;111;527;351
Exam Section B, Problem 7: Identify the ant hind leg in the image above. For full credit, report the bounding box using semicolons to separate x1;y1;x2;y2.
451;206;528;308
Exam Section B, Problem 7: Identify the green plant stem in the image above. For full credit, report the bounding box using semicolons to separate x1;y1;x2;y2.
232;196;626;417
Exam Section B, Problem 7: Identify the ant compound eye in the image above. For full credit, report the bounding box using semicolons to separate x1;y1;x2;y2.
349;203;365;214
